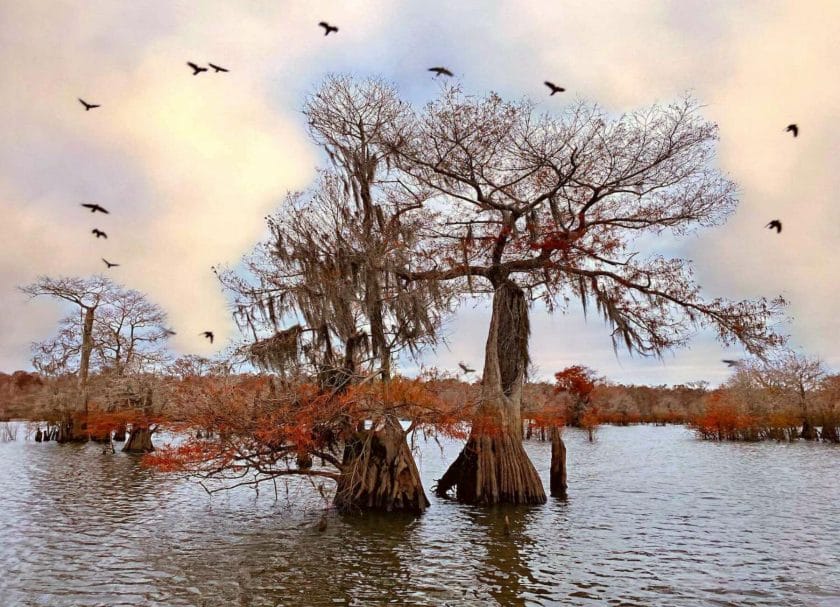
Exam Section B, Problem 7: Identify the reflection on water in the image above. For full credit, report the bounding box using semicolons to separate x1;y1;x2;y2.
1;424;838;606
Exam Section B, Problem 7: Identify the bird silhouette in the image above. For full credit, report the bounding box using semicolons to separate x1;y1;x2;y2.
786;124;799;137
163;328;177;336
91;229;107;239
458;362;476;374
318;21;338;35
766;220;782;233
544;81;565;95
201;331;215;344
78;98;100;111
429;66;454;77
208;63;228;73
722;359;742;368
187;62;208;75
102;258;119;269
81;203;109;214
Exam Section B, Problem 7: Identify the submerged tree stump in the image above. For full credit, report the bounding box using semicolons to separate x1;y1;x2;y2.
549;427;567;498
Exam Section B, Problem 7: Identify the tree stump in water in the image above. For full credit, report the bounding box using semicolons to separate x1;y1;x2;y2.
34;428;43;443
55;413;89;443
334;422;429;514
821;423;839;443
550;427;567;498
113;424;127;442
123;426;154;453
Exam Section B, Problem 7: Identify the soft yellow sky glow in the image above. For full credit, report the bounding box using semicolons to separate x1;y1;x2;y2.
1;0;838;384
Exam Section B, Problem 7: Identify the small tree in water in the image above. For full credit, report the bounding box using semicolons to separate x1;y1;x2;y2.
390;87;786;505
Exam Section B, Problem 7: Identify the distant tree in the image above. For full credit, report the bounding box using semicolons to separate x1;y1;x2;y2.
22;276;171;444
554;365;598;427
20;276;112;441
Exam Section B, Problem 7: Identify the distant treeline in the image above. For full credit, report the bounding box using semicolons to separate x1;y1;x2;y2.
3;352;838;445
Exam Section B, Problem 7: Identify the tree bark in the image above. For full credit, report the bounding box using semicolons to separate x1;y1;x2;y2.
435;282;546;505
123;426;154;453
113;424;127;442
334;420;429;514
550;426;567;498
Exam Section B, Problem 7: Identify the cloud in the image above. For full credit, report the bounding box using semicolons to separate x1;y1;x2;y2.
1;1;838;383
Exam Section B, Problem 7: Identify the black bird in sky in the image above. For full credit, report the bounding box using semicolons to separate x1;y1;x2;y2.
187;61;208;75
208;62;228;73
458;362;476;374
201;331;215;344
81;203;109;214
429;66;454;77
786;124;799;137
102;258;119;269
544;81;565;95
91;229;107;239
318;21;338;36
722;359;742;368
163;328;177;336
78;98;100;111
766;220;782;233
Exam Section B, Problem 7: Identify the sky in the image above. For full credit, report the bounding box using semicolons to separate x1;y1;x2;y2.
1;0;838;385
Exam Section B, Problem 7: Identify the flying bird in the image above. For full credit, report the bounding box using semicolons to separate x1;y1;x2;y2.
429;66;454;77
163;328;177;336
722;359;743;368
91;229;107;239
187;62;208;75
81;203;109;214
458;362;476;374
78;98;100;111
101;258;119;269
201;331;215;344
208;63;228;73
766;220;782;233
544;81;565;95
318;21;338;36
785;124;799;137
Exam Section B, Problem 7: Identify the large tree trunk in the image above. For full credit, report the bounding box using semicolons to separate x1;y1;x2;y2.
123;426;154;453
334;420;429;513
436;282;546;505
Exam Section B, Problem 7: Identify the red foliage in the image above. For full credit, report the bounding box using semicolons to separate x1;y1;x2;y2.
690;391;755;440
554;366;597;400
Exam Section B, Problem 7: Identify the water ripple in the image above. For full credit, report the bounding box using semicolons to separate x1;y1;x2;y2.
0;423;838;606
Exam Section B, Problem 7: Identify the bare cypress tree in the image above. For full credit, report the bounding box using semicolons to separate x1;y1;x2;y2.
390;87;786;505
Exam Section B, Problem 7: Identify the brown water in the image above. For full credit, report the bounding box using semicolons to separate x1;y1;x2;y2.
0;424;838;606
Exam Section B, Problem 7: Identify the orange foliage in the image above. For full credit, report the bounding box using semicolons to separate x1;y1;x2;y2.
690;391;756;440
144;375;470;477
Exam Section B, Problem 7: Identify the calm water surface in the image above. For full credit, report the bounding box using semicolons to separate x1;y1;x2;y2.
0;424;838;606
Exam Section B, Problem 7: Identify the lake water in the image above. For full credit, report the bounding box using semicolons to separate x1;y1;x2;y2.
0;423;838;606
